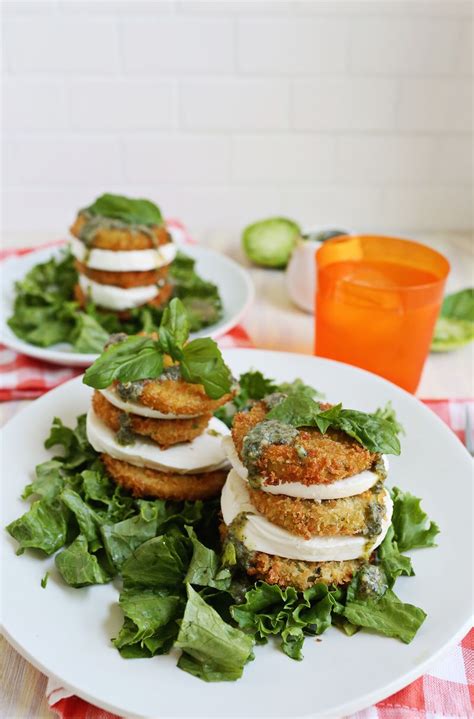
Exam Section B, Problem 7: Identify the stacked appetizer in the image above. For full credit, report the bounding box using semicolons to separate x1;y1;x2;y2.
221;393;398;590
70;193;177;316
84;300;233;501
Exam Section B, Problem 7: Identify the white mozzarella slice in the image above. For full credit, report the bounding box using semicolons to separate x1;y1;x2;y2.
86;409;230;474
70;236;177;271
222;436;387;500
78;275;159;311
220;469;393;562
100;388;202;420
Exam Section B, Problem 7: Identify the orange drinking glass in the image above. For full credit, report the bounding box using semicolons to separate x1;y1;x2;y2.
315;235;450;393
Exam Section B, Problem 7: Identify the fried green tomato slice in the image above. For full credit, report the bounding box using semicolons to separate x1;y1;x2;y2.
75;260;168;289
247;484;387;540
219;522;364;590
70;213;171;250
92;390;211;449
102;454;227;501
231;402;378;486
116;372;233;418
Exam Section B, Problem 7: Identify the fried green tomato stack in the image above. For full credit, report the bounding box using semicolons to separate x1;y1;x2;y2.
86;362;233;502
69;197;176;317
220;400;392;591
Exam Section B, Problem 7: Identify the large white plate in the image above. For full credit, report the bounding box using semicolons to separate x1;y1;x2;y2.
1;349;472;719
0;244;254;367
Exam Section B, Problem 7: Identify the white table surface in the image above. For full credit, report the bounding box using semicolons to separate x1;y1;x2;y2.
1;230;473;719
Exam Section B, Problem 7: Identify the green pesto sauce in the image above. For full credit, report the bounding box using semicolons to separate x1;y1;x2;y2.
356;564;388;599
159;364;182;382
117;380;148;403
262;392;286;410
242;419;299;488
77;212;158;247
364;498;385;538
116;413;136;446
224;513;253;571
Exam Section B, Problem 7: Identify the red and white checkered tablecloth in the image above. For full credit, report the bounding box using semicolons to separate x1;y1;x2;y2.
1;239;472;719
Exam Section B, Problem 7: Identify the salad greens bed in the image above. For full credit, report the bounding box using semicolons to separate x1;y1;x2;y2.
7;249;223;353
6;370;439;682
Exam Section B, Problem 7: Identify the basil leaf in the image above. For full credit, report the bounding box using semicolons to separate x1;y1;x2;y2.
83;336;163;389
181;338;232;399
55;535;111;587
159;297;189;358
267;395;401;455
390;487;440;552
83;193;163;227
176;585;254;682
336;409;401;455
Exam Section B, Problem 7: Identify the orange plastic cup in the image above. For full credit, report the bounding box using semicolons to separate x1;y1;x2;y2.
315;235;450;393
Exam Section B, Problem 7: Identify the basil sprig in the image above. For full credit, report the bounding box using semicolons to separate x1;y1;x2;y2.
83;193;163;227
267;394;401;455
83;299;231;399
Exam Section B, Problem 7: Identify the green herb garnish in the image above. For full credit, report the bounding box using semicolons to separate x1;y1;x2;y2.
82;193;163;227
266;394;401;455
215;371;321;428
83;298;232;399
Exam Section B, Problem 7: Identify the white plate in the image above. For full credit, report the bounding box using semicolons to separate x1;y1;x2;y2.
0;244;254;367
1;349;472;719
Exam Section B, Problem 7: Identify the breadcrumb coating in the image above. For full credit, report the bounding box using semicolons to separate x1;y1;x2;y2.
92;390;211;449
70;213;171;250
102;454;227;501
232;401;378;486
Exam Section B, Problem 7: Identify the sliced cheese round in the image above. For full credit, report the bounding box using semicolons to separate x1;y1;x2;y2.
86;408;230;474
100;388;201;420
70;236;177;271
78;275;159;311
221;469;393;562
223;436;387;500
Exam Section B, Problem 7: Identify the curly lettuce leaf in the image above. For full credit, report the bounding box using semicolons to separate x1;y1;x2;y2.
391;487;440;552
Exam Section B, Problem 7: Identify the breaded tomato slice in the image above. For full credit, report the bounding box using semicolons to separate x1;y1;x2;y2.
232;401;378;486
247;483;387;540
92;390;211;449
70;213;171;250
102;454;227;501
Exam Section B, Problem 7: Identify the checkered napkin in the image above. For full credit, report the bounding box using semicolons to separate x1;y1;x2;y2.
0;223;253;401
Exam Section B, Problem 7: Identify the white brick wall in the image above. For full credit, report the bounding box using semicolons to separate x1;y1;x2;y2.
2;0;472;240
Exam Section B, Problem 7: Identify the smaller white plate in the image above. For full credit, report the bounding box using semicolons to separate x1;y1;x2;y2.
0;244;254;367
